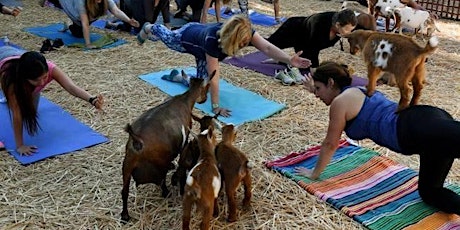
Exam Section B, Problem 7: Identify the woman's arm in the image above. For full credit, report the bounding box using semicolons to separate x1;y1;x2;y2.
52;66;103;110
7;90;37;155
251;32;311;68
109;4;139;28
310;97;348;179
79;12;93;48
205;54;231;116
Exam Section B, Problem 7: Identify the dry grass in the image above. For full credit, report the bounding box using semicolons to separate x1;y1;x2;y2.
1;0;459;229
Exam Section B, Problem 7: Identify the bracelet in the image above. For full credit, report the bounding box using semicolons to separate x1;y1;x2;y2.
212;103;219;109
88;96;98;106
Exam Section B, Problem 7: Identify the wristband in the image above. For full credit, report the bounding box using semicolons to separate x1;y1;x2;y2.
88;96;97;106
212;103;219;109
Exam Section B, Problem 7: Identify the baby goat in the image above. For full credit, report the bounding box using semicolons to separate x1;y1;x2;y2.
171;113;219;195
215;122;252;222
389;6;440;38
121;71;215;222
182;127;221;230
344;30;438;111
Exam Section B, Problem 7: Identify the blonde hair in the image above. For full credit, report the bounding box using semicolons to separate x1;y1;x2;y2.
86;0;109;19
218;14;253;56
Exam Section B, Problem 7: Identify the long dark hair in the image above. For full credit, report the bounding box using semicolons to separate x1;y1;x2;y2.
312;61;352;90
1;51;48;135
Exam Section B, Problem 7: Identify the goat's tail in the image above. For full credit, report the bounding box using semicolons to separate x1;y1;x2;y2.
422;36;439;55
124;123;144;152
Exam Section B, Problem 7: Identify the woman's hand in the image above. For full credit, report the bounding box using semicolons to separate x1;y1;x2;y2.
89;94;104;110
17;145;38;156
128;18;140;28
85;44;97;49
290;51;312;69
294;167;315;179
213;107;231;117
301;72;315;94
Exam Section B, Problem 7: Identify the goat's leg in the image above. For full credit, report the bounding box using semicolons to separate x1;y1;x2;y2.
396;75;412;112
121;159;136;222
410;63;426;106
366;65;381;96
213;198;219;217
225;180;238;222
182;197;192;230
242;173;252;209
160;175;170;198
200;204;213;230
385;17;391;32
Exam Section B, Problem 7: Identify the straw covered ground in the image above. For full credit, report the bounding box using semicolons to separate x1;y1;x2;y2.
1;0;460;229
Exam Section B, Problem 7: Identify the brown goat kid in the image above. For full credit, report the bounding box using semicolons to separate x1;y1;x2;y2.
344;30;438;111
215;123;252;222
171;113;219;195
121;71;215;222
182;127;221;230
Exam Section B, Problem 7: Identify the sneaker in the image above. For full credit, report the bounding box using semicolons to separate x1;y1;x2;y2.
287;67;303;84
275;69;294;86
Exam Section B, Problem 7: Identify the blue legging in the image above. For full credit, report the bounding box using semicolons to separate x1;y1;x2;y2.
149;23;208;80
397;105;460;214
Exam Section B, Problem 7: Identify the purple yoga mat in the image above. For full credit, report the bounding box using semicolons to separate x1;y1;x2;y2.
223;51;369;87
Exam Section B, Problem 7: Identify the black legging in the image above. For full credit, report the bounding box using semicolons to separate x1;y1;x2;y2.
397;105;460;214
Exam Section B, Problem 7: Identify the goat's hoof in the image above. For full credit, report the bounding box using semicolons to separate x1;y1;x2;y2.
227;217;237;223
120;212;130;224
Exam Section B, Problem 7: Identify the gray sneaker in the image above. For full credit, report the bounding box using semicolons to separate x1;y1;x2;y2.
275;69;295;86
287;67;303;84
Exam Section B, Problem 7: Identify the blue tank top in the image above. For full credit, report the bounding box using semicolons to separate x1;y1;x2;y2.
344;87;402;152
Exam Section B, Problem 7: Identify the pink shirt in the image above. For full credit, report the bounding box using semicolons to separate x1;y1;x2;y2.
0;56;56;94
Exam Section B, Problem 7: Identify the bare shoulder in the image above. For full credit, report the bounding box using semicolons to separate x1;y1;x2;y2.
332;88;365;119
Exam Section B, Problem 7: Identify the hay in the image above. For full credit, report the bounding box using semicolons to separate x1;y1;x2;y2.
1;0;459;229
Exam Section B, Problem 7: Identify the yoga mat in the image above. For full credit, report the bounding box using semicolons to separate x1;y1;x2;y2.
138;67;286;126
23;23;127;49
0;96;109;165
223;51;369;87
0;0;23;7
208;8;286;26
0;39;23;50
265;140;460;230
91;13;189;32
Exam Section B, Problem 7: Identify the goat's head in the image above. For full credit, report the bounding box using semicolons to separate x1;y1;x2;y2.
186;70;216;104
192;113;220;132
343;30;374;55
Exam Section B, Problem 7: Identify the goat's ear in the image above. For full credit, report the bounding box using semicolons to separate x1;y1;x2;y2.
213;119;223;131
209;70;217;81
206;125;214;140
181;70;187;77
191;113;200;121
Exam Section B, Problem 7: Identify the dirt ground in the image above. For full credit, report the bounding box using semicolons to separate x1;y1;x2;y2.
1;0;459;229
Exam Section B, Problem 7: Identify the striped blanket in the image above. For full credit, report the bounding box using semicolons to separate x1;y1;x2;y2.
265;140;460;230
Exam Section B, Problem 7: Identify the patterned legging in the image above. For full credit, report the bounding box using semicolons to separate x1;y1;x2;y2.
149;23;208;80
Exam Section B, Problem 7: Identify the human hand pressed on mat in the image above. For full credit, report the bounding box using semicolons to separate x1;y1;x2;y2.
17;145;38;156
294;167;314;179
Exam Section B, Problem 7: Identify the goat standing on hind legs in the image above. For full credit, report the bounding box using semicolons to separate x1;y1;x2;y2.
182;127;221;230
120;71;215;223
343;30;438;112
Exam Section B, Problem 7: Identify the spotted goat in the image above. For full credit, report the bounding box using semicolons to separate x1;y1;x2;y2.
343;30;438;111
182;127;221;230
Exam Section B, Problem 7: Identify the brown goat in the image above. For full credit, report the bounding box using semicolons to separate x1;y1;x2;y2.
182;127;221;230
214;123;252;222
171;113;219;195
121;71;215;222
341;2;377;31
343;30;438;111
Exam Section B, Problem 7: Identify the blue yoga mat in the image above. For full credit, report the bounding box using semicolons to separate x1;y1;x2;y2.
92;14;188;31
0;39;23;50
0;0;22;7
139;67;286;126
23;23;127;49
208;8;286;26
0;96;109;165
